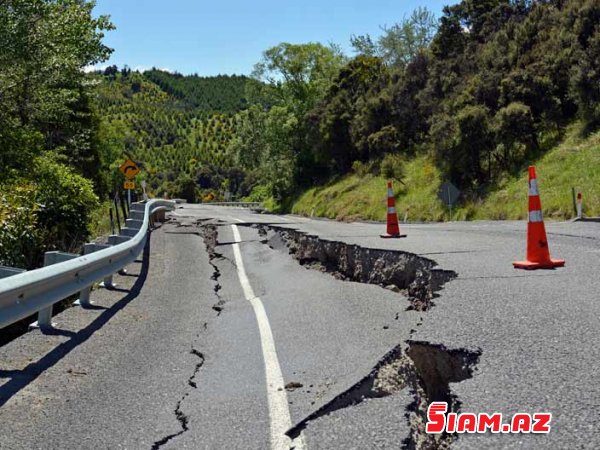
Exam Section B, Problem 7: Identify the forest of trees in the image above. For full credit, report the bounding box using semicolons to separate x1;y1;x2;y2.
144;70;248;113
232;0;600;206
1;0;600;268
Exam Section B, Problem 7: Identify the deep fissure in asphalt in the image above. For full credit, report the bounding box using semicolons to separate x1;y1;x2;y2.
286;341;480;450
253;224;456;312
172;218;481;448
248;223;481;449
152;220;210;450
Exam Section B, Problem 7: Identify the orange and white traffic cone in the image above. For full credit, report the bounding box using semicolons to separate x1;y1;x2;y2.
513;166;565;270
381;181;407;239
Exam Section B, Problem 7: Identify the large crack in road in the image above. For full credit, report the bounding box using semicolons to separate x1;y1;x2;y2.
151;219;214;450
200;224;226;316
243;223;482;449
253;224;456;312
150;346;205;450
286;342;480;450
168;217;482;449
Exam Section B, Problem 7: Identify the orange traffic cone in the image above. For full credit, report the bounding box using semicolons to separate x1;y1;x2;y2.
513;166;565;269
381;181;407;239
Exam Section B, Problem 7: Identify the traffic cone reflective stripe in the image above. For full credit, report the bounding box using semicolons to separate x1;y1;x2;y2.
513;166;564;270
529;210;543;223
381;181;407;239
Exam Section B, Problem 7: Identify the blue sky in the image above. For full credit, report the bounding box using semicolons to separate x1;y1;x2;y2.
92;0;454;76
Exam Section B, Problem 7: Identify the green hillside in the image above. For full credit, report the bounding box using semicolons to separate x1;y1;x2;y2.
292;154;446;222
95;69;248;201
292;124;600;222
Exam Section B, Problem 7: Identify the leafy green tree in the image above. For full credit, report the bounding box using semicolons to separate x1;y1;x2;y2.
251;42;345;111
352;7;437;67
0;0;113;176
315;55;388;173
494;102;537;170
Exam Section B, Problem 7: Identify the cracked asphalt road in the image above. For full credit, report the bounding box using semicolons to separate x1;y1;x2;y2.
1;205;599;449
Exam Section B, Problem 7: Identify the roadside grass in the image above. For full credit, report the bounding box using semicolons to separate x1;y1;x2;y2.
292;124;600;222
292;154;447;222
475;124;600;220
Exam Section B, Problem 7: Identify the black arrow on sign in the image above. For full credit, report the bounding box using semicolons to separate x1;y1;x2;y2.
123;165;138;175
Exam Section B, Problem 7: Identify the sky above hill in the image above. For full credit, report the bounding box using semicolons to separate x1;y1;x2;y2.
92;0;455;76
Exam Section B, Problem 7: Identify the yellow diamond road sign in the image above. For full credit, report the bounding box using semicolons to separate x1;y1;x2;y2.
124;181;135;190
119;159;140;180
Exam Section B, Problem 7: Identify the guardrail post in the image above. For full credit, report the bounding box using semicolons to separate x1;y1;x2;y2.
108;235;131;245
126;219;144;229
33;251;79;329
101;235;133;287
130;202;145;212
76;243;112;306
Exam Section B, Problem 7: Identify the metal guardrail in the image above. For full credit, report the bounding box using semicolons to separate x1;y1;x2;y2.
0;199;175;330
207;202;263;209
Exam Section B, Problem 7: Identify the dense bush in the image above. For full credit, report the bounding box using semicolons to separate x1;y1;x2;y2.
0;156;98;268
0;183;41;268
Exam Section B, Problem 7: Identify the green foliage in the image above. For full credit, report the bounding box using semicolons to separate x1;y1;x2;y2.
144;70;249;113
475;123;600;220
244;184;270;202
95;70;248;200
0;182;41;268
252;42;346;112
306;0;600;198
34;154;99;254
233;42;346;199
351;160;380;178
292;154;445;222
380;153;405;181
0;0;113;266
351;7;437;67
314;55;389;173
0;0;113;178
0;156;98;268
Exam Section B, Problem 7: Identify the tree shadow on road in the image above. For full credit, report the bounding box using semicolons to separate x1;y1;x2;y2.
0;239;151;408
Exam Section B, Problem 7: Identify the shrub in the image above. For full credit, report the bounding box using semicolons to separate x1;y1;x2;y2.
352;160;381;177
245;184;270;202
380;153;405;181
0;182;41;268
0;154;101;268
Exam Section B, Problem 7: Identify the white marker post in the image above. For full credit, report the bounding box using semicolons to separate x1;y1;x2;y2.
141;180;148;201
577;192;583;219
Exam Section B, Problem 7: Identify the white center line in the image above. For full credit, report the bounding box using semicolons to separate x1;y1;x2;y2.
231;225;305;450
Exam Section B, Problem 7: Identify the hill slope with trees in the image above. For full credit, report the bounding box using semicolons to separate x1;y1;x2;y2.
3;0;600;270
230;0;600;219
95;69;249;202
